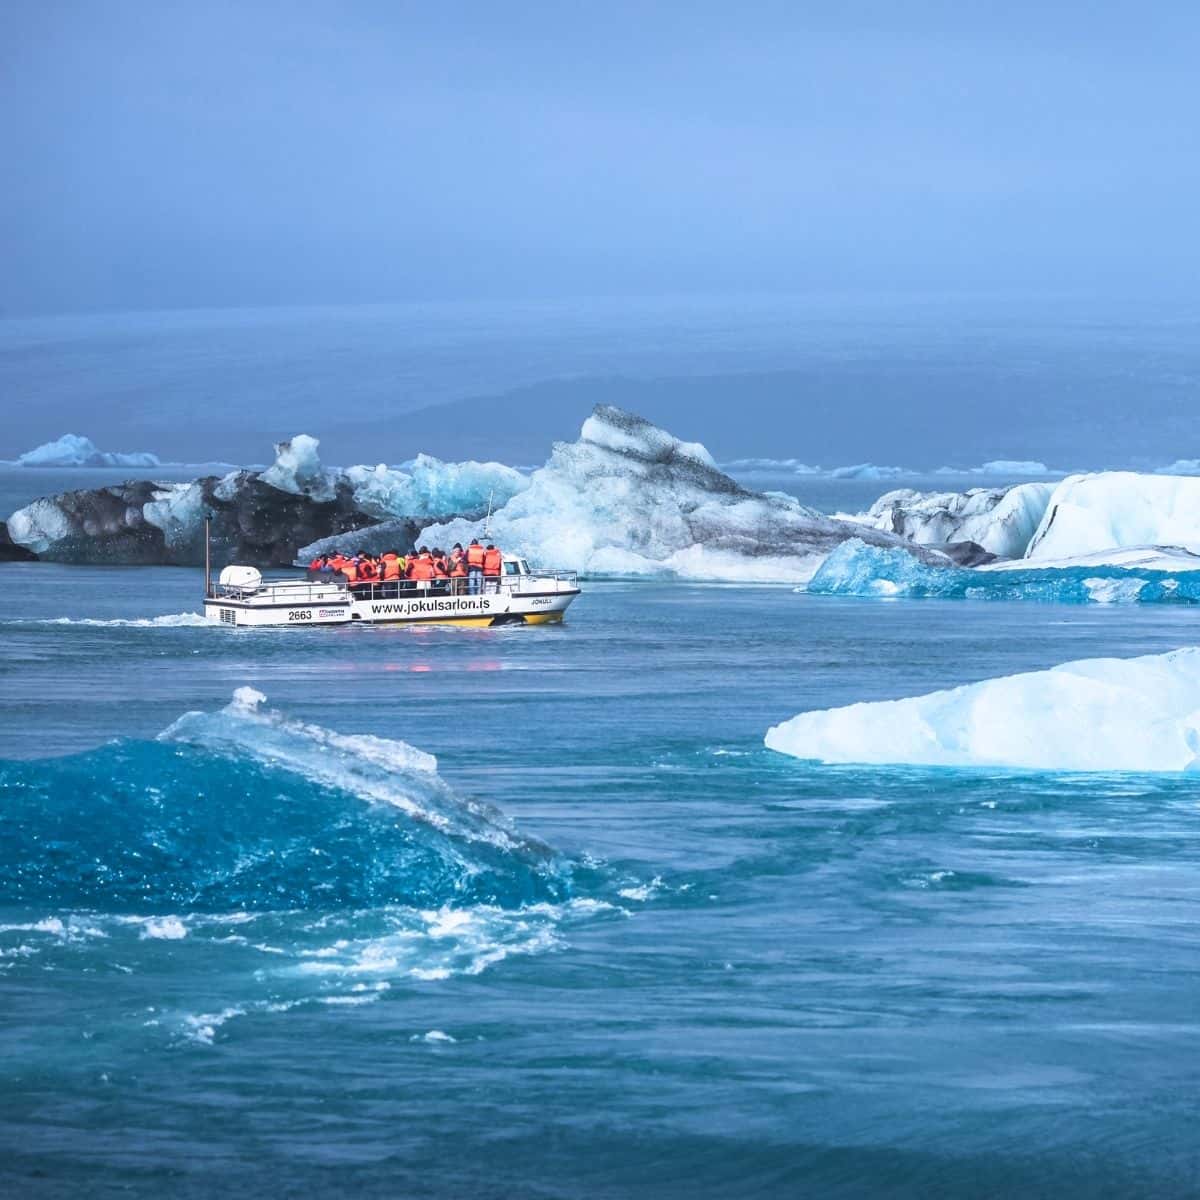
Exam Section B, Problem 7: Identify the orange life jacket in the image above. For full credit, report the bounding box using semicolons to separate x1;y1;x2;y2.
466;543;485;568
359;559;378;580
309;557;323;570
433;556;448;577
482;547;502;575
341;561;358;583
449;554;467;577
408;554;436;582
382;553;401;581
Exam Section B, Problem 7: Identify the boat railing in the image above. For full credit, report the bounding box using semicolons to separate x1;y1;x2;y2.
211;569;578;604
336;573;578;602
528;569;579;587
211;578;347;604
311;569;576;595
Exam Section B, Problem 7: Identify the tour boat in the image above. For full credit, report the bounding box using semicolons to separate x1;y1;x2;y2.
203;558;581;627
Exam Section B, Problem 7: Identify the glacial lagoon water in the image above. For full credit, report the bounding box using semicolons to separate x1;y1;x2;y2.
1;562;1198;1197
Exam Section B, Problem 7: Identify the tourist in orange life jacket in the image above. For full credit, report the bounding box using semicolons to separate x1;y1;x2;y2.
381;552;401;581
482;543;503;592
449;544;467;593
340;556;358;584
348;556;372;593
408;547;436;584
466;538;486;595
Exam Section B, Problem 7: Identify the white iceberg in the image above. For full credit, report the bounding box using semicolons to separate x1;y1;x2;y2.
859;483;1054;559
828;463;909;480
417;406;930;582
17;434;160;468
933;460;1056;477
719;457;823;475
976;459;1051;476
5;496;74;555
856;470;1200;568
765;647;1200;772
257;434;337;501
142;481;209;553
1025;472;1200;561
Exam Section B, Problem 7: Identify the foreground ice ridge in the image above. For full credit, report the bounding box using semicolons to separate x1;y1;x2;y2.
0;685;568;911
15;433;160;468
160;686;537;854
0;690;594;1007
414;406;939;581
6;435;527;565
765;647;1200;772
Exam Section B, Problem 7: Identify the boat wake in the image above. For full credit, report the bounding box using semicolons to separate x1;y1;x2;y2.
13;612;214;628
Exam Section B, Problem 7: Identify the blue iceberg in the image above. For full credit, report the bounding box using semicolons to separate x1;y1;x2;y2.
807;538;1200;604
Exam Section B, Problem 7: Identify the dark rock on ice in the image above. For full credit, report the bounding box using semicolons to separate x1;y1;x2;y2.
936;540;998;567
0;522;37;562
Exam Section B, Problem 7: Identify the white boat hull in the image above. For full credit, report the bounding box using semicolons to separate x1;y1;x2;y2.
203;569;580;628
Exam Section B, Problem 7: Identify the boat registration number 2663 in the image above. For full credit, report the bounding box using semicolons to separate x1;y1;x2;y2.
288;609;314;621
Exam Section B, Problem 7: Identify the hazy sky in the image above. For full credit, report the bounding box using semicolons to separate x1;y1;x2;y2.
4;1;1200;315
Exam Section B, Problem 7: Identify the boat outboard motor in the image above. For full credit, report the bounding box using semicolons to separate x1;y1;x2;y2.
218;565;263;592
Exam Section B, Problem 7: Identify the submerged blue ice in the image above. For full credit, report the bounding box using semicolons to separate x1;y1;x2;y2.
807;538;1200;604
0;689;569;912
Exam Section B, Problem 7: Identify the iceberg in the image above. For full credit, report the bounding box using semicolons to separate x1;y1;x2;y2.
976;459;1050;476
6;471;373;566
765;647;1200;772
1025;472;1200;561
827;463;908;480
345;454;527;521
254;437;526;526
16;433;160;468
257;434;336;501
5;434;507;566
719;457;822;475
983;545;1200;573
8;483;171;562
808;537;1200;604
859;483;1055;559
933;460;1056;477
851;470;1200;590
416;406;938;581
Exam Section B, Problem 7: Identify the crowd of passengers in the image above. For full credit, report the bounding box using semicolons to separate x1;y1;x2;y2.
307;538;506;595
